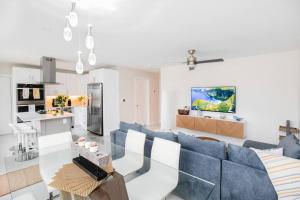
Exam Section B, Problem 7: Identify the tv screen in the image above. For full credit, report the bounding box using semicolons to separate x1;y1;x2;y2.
191;86;236;113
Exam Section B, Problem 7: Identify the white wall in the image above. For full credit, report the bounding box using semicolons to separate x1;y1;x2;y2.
118;67;160;126
161;50;300;144
0;63;12;134
298;50;300;140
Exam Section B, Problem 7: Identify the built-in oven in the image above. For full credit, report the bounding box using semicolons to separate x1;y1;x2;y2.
17;83;45;105
16;83;46;123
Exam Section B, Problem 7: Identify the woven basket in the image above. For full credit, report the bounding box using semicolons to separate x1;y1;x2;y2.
178;109;190;115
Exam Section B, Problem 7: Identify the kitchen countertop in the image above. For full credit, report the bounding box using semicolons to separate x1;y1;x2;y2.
16;112;74;122
46;106;87;109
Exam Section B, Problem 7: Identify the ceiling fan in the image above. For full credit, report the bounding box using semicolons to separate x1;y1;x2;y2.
186;49;224;70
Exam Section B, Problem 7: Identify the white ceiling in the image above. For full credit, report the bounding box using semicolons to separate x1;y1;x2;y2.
0;0;299;71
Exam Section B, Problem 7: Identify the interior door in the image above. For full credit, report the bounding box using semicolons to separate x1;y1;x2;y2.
134;78;149;126
0;76;12;135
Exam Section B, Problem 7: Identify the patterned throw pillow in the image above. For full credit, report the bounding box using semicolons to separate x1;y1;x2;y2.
251;147;283;156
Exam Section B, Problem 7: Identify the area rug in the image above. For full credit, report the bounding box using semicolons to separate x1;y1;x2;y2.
0;165;42;196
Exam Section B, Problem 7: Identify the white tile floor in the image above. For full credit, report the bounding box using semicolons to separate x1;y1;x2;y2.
0;127;182;200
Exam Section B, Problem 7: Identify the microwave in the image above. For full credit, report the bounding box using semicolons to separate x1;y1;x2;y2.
17;104;45;113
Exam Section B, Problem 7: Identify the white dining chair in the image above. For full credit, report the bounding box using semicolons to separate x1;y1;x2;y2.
112;129;146;176
126;137;181;200
38;132;73;200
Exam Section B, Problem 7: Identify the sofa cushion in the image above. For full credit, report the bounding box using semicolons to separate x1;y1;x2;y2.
119;121;143;133
221;160;277;200
141;127;178;142
278;134;300;159
227;144;266;171
176;148;221;200
177;132;226;160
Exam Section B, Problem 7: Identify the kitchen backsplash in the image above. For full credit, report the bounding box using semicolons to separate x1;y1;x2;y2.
46;96;87;109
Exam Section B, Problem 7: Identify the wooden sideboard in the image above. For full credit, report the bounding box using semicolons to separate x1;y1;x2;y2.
176;115;245;139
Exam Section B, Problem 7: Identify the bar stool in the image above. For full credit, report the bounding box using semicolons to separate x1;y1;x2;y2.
8;123;38;161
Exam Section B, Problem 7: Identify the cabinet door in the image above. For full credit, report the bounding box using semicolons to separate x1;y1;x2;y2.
88;69;104;83
56;72;67;95
216;120;244;138
44;72;66;96
79;74;88;95
66;73;80;96
176;115;195;129
13;67;41;83
88;70;96;83
31;68;41;83
195;117;217;133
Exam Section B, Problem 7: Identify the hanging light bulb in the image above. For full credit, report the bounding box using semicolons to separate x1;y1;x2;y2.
69;1;78;27
63;16;72;41
85;24;94;49
88;49;96;65
76;51;84;74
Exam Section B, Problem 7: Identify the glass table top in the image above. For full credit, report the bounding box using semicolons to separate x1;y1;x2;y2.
4;136;215;200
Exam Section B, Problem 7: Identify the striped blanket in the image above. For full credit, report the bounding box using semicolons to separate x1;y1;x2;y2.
256;151;300;200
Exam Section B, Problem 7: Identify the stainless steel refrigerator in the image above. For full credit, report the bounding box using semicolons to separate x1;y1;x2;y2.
87;83;103;136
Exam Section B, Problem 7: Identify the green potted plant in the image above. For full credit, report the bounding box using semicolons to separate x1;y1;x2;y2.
55;95;68;114
77;96;86;106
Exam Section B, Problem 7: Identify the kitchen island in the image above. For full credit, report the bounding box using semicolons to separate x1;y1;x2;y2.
16;112;74;136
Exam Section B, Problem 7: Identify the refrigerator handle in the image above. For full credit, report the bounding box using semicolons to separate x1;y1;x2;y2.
89;93;92;114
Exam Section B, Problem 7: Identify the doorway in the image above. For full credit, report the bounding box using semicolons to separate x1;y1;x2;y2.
0;75;12;135
134;78;150;126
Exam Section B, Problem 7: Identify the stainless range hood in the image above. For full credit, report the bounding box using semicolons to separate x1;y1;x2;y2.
40;56;57;84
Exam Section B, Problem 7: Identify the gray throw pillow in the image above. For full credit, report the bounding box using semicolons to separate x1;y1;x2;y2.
119;121;143;133
278;135;300;159
178;132;226;160
140;127;177;142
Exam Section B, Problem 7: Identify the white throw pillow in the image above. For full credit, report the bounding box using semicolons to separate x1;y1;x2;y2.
251;147;283;156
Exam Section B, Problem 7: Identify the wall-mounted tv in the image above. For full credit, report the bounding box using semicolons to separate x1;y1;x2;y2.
191;86;236;113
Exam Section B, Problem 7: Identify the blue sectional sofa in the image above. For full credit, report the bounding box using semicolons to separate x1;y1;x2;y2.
110;122;278;200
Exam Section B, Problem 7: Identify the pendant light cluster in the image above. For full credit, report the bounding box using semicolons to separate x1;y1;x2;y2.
63;0;97;74
86;24;96;66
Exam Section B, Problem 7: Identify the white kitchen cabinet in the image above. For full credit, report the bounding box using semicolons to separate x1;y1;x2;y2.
78;74;89;96
88;70;104;83
13;67;41;83
45;72;67;96
66;73;80;96
56;72;67;94
45;73;88;96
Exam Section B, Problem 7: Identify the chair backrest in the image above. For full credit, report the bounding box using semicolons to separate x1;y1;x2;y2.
151;137;181;169
125;129;146;155
38;132;72;155
8;123;20;135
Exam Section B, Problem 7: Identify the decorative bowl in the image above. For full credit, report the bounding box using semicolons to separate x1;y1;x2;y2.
178;109;190;115
85;142;91;148
89;142;98;153
78;137;86;147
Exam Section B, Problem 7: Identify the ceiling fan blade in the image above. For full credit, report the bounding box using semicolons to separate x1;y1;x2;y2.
196;58;224;64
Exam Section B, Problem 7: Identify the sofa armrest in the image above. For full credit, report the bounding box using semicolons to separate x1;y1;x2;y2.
110;129;119;144
243;140;277;150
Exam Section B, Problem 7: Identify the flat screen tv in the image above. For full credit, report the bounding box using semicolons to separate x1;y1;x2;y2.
191;86;236;113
